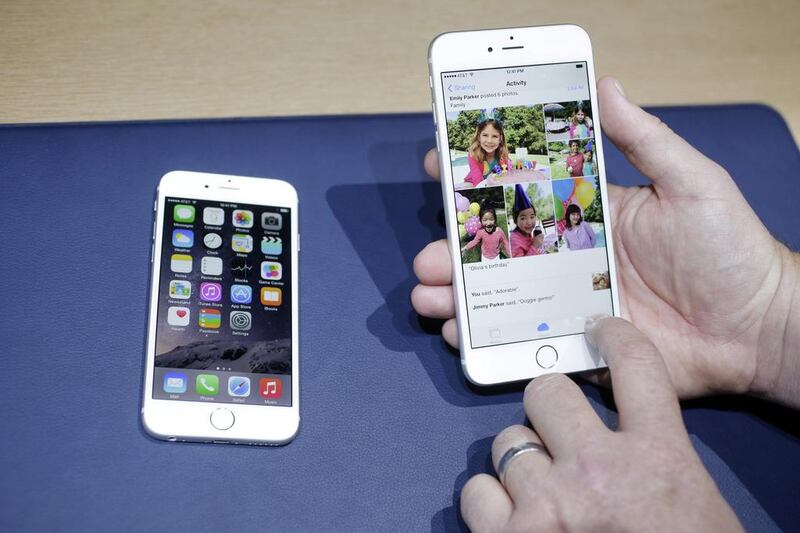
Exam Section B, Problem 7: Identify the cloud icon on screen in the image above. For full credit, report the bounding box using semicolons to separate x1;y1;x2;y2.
537;323;550;332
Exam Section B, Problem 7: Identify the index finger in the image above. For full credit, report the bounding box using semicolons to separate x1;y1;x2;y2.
584;316;684;434
424;148;440;181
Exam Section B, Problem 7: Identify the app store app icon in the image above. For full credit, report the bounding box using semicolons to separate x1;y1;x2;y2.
230;284;252;304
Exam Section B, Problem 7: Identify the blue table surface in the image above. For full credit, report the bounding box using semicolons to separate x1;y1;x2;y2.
0;105;798;531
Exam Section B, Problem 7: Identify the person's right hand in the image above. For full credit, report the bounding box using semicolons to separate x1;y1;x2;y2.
411;77;800;406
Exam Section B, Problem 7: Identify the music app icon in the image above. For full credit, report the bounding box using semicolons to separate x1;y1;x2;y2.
259;378;283;399
200;282;222;302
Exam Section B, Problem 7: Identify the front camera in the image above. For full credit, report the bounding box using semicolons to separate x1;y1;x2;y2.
488;47;493;52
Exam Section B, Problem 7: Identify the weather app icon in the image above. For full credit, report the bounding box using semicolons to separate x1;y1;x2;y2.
172;229;194;248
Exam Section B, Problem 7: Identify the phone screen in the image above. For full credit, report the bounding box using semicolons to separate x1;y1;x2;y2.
440;62;614;348
151;197;293;406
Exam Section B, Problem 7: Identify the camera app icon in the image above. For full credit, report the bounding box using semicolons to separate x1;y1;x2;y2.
261;212;283;231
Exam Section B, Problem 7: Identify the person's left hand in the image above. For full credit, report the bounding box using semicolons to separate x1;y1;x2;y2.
461;316;742;532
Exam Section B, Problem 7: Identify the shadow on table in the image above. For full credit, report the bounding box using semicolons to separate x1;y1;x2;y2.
327;139;526;407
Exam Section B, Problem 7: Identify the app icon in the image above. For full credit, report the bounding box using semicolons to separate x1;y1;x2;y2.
259;377;283;399
230;311;252;331
172;229;194;248
167;306;190;326
169;280;191;299
163;372;188;394
203;232;223;250
260;287;282;306
261;236;283;255
261;212;283;231
196;374;219;396
231;257;252;277
173;204;195;223
199;308;221;329
203;207;224;226
232;234;253;253
228;376;251;397
232;209;254;228
200;282;223;302
260;261;282;280
170;254;192;273
201;256;223;276
230;284;252;304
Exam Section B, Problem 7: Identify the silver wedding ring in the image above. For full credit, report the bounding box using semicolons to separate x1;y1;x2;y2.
497;442;549;485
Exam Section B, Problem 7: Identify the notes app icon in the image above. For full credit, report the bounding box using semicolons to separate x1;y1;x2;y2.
170;254;192;273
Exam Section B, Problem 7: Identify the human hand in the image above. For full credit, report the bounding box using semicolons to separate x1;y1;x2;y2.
460;317;742;532
411;77;800;405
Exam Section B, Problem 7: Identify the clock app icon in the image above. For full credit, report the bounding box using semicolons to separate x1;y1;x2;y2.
203;232;223;250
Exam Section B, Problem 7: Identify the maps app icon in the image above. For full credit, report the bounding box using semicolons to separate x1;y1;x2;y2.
261;236;282;255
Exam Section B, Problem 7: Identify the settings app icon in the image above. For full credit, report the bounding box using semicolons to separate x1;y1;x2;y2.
229;311;252;331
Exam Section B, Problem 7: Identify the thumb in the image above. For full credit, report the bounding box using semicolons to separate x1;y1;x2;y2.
598;76;728;197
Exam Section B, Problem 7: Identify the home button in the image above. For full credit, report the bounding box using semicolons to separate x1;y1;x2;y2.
535;345;558;369
210;408;235;431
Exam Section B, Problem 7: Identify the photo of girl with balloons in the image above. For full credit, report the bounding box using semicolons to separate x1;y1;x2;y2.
453;187;510;264
552;175;605;251
503;182;559;257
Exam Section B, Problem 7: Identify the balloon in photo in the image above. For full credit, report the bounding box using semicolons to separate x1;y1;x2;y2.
552;180;576;203
455;193;470;212
465;216;481;237
575;180;596;209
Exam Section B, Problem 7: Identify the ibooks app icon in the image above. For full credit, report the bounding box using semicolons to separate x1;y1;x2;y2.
260;287;282;306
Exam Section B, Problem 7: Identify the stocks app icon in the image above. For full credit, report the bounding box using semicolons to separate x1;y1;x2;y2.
231;257;252;278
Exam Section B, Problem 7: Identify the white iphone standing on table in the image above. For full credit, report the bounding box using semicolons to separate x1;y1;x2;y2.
142;171;299;445
429;25;620;385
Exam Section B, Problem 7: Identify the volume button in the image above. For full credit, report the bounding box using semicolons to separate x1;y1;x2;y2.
150;244;154;263
431;102;437;125
435;132;441;153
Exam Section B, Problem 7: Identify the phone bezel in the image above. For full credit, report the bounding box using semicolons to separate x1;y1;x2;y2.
429;25;621;385
141;170;300;444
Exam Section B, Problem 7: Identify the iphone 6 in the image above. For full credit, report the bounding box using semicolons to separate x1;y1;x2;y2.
142;171;299;444
429;25;620;384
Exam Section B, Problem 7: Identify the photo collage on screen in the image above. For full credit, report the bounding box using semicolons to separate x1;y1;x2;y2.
447;100;606;265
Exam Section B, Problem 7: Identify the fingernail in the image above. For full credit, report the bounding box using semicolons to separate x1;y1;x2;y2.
583;314;609;345
612;78;627;99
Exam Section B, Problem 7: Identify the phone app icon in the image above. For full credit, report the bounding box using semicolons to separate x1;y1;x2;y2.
231;257;252;278
173;204;195;223
230;311;252;331
203;207;224;226
260;287;282;306
201;256;223;276
169;280;191;299
203;232;223;250
232;209;254;228
199;308;221;329
231;284;252;304
200;282;223;302
259;377;283;399
261;212;283;231
167;306;190;326
170;254;192;273
172;229;194;248
228;376;251;397
232;234;253;253
196;374;219;396
260;261;282;280
163;372;187;394
261;236;283;255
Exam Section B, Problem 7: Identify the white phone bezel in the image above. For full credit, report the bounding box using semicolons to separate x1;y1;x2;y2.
141;170;300;445
429;25;621;385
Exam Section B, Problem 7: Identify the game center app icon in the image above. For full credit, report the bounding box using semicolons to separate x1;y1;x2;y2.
259;377;282;399
203;207;224;226
230;284;252;304
167;306;190;326
173;204;195;223
169;280;191;299
232;209;254;228
260;287;282;306
201;256;223;276
163;372;187;394
261;261;282;280
199;308;221;329
172;229;194;248
232;234;253;253
261;236;282;255
228;376;251;397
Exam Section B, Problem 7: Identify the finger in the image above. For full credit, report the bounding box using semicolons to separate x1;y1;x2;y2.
410;284;455;319
442;318;459;348
584;316;684;433
524;374;608;458
424;148;441;181
413;239;452;286
460;474;512;532
598;76;728;198
492;425;551;502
